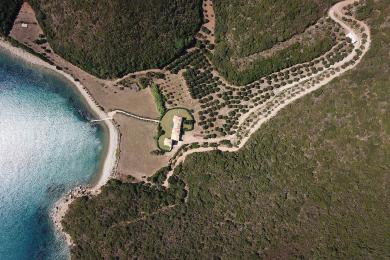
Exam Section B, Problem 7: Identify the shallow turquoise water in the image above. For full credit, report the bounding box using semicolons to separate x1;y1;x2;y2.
0;49;104;259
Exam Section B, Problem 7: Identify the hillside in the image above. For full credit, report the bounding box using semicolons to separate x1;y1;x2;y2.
63;1;390;258
212;0;341;84
0;0;22;35
29;0;203;78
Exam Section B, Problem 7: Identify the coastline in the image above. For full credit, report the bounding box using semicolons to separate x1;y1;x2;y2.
0;38;119;248
0;0;370;254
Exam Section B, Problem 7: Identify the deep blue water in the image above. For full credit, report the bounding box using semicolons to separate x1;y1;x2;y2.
0;49;104;259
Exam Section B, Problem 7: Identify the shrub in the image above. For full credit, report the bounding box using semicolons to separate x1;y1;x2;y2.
151;84;166;116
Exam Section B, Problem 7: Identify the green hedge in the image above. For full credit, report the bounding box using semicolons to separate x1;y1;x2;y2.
151;84;166;117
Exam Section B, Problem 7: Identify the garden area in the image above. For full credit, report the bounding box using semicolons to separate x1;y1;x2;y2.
157;108;194;151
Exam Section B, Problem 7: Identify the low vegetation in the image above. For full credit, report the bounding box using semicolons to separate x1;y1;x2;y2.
355;0;374;20
150;84;166;117
213;36;337;85
62;178;187;259
147;166;171;185
29;0;203;78
212;0;340;84
63;1;389;258
0;0;22;36
215;0;338;55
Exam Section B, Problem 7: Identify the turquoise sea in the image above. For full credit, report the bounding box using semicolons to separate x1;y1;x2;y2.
0;49;104;259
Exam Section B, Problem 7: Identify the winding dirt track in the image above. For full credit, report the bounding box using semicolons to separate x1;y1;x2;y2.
163;0;371;185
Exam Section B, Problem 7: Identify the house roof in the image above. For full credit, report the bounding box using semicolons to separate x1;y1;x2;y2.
171;116;183;141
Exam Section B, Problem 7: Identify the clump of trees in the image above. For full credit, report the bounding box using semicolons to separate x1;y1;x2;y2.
166;49;207;74
147;166;171;185
213;35;336;85
138;77;151;89
151;84;166;116
183;67;220;99
0;0;23;36
212;0;340;85
30;0;203;78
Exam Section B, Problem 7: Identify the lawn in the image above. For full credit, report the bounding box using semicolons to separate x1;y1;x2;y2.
158;108;194;151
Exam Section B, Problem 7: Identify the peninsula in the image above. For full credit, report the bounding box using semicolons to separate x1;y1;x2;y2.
0;0;388;258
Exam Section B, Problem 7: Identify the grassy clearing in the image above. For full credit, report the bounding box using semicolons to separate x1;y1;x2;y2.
29;0;202;78
157;108;194;151
64;1;389;258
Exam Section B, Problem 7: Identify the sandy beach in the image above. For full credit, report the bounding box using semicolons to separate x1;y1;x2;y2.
0;38;120;247
0;1;170;246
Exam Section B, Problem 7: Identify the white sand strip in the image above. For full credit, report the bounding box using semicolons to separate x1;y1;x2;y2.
0;38;119;247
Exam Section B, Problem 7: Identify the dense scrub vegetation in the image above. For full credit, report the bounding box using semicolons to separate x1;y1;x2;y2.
29;0;202;78
212;0;340;84
63;1;390;257
355;0;374;20
0;0;22;36
213;37;336;86
63;177;187;258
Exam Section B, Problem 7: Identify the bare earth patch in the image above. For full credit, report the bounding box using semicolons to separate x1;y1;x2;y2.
115;114;169;181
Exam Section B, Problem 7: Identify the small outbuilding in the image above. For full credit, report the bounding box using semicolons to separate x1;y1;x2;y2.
346;31;358;45
163;138;173;150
